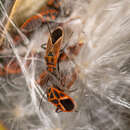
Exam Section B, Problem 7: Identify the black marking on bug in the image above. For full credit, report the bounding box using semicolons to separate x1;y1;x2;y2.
50;92;54;99
48;88;51;93
60;98;74;111
53;89;60;98
59;93;65;97
51;28;62;44
51;99;58;104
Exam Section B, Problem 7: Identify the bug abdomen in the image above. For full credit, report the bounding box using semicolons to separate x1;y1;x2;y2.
45;56;57;72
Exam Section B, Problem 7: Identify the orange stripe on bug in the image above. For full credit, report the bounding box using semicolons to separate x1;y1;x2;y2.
20;15;43;33
40;9;59;21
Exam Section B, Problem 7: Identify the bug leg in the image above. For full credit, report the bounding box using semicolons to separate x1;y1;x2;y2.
39;96;43;110
58;51;69;62
39;88;48;110
41;43;47;49
38;79;50;110
56;107;62;113
39;89;48;110
75;110;79;112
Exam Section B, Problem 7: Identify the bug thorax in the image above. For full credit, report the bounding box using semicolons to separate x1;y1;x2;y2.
44;51;58;65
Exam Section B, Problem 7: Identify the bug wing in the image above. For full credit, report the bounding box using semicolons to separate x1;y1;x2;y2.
59;91;75;112
60;98;75;111
53;27;64;58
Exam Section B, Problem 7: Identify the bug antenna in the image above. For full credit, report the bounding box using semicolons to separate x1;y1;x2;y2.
39;91;46;111
39;98;43;110
46;22;52;37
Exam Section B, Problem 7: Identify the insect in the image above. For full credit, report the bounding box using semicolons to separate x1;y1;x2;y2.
44;26;63;73
47;85;75;112
37;26;64;86
13;0;61;45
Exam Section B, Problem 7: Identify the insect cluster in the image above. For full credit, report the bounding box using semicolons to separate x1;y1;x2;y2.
0;0;83;113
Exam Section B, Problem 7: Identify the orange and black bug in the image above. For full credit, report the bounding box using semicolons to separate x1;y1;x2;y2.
47;85;75;112
38;25;65;72
37;26;64;86
44;26;64;73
